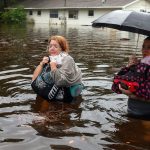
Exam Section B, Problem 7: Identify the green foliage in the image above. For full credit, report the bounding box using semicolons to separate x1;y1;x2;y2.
1;7;26;23
0;0;17;10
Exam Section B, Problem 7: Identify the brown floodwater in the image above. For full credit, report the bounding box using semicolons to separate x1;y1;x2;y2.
0;24;149;150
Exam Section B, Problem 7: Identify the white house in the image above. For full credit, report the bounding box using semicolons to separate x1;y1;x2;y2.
12;0;150;25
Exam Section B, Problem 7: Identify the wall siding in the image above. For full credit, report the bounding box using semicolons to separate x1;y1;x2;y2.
26;0;150;25
26;9;118;25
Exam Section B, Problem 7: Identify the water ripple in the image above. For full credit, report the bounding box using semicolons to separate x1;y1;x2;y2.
0;24;149;150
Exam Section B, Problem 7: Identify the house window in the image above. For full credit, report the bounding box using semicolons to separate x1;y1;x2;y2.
88;10;94;16
37;10;41;16
68;10;78;19
50;10;58;18
29;10;33;15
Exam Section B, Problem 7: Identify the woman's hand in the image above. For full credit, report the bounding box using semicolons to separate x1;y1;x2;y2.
119;84;132;96
127;55;139;67
40;56;49;66
119;84;148;101
50;61;57;71
119;84;139;99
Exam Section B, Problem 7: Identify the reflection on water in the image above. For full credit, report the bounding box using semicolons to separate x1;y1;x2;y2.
110;119;150;150
0;24;149;150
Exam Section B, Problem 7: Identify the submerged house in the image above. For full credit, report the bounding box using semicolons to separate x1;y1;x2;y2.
14;0;150;25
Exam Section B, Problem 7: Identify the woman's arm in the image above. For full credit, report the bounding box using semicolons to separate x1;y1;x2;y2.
135;81;150;100
32;62;43;81
134;67;150;100
50;56;82;87
119;84;150;101
50;56;74;86
32;56;49;81
112;55;140;94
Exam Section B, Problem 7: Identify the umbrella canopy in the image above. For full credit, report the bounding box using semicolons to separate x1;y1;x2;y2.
92;10;150;36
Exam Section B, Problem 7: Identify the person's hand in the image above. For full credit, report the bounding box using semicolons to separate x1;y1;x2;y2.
127;55;139;67
50;56;57;63
40;56;49;66
50;61;57;71
119;84;148;100
119;84;132;96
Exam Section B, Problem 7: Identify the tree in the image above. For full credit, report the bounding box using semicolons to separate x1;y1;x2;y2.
1;6;26;23
0;0;17;11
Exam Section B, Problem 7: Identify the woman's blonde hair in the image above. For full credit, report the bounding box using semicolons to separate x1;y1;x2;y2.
48;35;69;52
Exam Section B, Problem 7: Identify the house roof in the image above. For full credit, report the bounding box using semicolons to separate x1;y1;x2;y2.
14;0;139;9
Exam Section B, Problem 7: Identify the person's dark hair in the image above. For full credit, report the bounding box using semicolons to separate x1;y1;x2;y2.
144;36;150;41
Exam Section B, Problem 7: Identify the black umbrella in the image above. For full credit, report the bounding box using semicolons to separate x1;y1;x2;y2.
92;10;150;36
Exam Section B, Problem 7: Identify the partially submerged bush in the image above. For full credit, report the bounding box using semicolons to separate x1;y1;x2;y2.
1;7;26;23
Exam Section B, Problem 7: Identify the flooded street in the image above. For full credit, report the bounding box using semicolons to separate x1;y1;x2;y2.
0;24;150;150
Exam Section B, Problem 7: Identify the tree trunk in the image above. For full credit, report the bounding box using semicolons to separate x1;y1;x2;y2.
4;0;8;7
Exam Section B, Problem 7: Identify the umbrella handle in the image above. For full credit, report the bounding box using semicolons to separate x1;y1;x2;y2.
135;34;140;54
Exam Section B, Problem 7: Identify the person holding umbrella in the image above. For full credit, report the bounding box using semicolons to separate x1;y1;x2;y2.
92;10;150;118
112;36;150;118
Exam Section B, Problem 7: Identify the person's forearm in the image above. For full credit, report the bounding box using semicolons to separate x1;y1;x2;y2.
32;62;43;81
